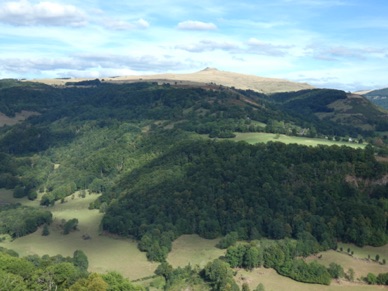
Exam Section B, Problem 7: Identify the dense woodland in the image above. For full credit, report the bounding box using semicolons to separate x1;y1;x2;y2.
0;79;388;289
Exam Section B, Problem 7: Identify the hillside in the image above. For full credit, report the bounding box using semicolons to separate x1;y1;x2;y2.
0;77;388;289
30;67;314;94
364;88;388;109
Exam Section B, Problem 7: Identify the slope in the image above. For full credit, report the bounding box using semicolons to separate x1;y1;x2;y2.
29;67;314;94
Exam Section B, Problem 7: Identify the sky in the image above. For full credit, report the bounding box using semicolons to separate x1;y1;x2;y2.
0;0;387;91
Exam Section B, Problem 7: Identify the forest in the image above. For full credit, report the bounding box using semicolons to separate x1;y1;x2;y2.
0;79;388;289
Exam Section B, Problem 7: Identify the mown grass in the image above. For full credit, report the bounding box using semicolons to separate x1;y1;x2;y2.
229;132;365;148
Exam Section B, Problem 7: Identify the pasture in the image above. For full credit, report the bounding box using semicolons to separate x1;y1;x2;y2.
0;189;158;280
236;268;383;291
167;234;225;268
306;250;388;281
229;132;365;148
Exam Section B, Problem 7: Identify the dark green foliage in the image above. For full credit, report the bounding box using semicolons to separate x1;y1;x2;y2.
63;218;78;235
42;224;50;236
365;88;388;109
101;271;144;290
327;262;345;279
155;263;206;290
102;140;387;260
73;250;89;272
203;259;239;291
0;204;52;237
365;273;377;284
225;239;331;285
0;248;143;290
217;231;239;249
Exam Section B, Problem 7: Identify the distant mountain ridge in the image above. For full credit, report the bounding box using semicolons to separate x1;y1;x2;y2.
364;88;388;109
30;68;314;94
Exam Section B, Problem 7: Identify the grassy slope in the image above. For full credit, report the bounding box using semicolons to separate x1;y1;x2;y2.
236;268;382;291
167;235;224;268
2;188;388;289
0;189;158;280
227;132;365;148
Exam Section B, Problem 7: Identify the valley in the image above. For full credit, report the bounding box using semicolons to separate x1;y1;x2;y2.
0;74;387;290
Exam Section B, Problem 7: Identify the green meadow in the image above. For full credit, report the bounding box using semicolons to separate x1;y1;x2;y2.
0;189;158;280
228;132;365;148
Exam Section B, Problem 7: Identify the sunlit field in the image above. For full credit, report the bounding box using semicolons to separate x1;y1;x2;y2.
0;189;158;280
235;268;383;291
229;132;365;148
167;234;224;268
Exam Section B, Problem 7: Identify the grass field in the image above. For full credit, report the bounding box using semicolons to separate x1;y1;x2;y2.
306;250;388;281
167;234;225;268
1;188;387;290
235;268;384;291
0;189;158;280
228;132;365;148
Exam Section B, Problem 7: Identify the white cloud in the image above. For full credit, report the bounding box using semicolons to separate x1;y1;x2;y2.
247;38;292;56
177;20;217;30
305;43;388;61
0;0;87;27
176;39;238;52
103;18;150;30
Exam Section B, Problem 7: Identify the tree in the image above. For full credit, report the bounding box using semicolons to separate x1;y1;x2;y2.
217;231;238;249
327;262;344;279
69;273;109;291
101;271;144;290
63;218;79;235
366;273;377;284
73;250;89;272
42;224;50;236
254;283;265;291
244;246;261;270
346;268;355;282
203;259;239;291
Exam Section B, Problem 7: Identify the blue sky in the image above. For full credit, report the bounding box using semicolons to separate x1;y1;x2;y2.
0;0;387;91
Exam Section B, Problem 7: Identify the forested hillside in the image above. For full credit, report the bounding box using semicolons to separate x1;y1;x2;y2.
0;79;388;288
365;88;388;109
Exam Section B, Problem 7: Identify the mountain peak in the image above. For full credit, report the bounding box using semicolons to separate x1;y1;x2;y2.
200;67;219;72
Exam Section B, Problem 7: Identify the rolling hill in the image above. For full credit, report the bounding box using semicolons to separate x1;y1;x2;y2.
30;67;314;94
364;88;388;109
0;73;387;289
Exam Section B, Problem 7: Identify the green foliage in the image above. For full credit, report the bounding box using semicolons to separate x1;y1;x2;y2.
365;272;377;284
216;231;239;249
0;204;52;238
42;224;50;236
254;283;265;291
63;218;79;235
73;250;89;272
225;239;331;285
102;139;387;260
0;248;143;290
101;271;144;291
203;259;239;291
327;262;344;279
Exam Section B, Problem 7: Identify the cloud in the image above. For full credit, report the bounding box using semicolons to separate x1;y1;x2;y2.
247;38;292;56
0;53;193;78
306;44;387;61
0;0;87;27
176;39;238;53
103;18;150;30
177;20;217;30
